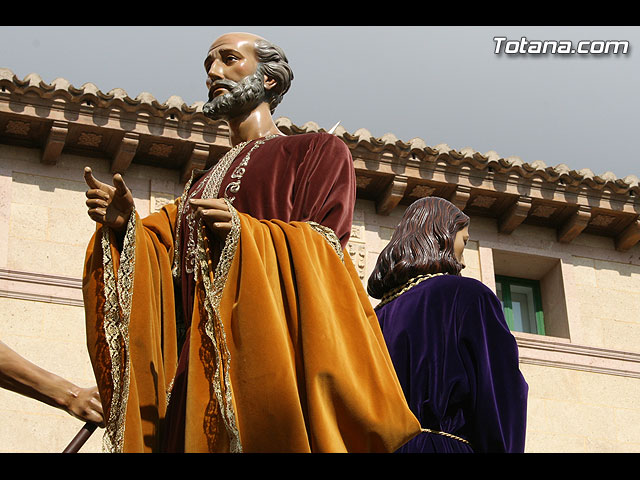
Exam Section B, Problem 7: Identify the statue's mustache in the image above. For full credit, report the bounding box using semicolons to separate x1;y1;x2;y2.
208;79;239;101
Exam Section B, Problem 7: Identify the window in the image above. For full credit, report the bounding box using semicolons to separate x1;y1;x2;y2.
491;249;569;338
495;275;546;335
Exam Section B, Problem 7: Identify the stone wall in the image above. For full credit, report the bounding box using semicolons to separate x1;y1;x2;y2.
0;146;183;452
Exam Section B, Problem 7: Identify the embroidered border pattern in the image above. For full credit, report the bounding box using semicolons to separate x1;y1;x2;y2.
172;135;278;279
223;135;277;203
307;221;344;262
172;140;251;279
167;135;277;451
100;209;137;453
195;199;242;452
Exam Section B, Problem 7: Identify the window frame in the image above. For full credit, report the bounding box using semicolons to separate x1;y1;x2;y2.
495;274;546;335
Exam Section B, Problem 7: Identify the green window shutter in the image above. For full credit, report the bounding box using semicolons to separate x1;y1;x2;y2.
495;275;545;335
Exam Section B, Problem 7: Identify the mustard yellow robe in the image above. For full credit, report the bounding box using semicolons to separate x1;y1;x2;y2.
83;201;420;452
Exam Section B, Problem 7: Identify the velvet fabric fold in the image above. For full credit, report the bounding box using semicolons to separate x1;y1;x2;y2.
83;202;421;452
83;204;179;452
197;212;420;452
375;275;529;453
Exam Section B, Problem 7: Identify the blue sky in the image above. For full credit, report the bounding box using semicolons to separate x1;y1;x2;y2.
2;26;638;179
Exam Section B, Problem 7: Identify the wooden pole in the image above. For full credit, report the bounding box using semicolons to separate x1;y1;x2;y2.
62;422;98;453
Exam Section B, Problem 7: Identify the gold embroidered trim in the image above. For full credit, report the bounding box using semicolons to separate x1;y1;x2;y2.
376;273;447;309
223;135;277;203
100;209;137;453
172;140;249;278
420;428;471;445
168;135;277;450
307;221;344;262
165;377;174;407
195;199;242;453
172;135;278;279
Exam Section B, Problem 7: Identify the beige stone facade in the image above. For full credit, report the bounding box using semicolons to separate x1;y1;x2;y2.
0;147;185;453
1;68;639;452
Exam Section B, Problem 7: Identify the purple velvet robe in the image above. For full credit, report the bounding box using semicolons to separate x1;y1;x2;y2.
375;275;528;453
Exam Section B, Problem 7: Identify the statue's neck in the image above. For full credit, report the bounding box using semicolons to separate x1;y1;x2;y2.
228;103;284;146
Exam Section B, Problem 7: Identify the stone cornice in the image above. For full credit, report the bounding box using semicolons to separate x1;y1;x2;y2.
0;268;83;307
2;68;639;249
2;68;638;196
277;116;640;197
515;332;640;379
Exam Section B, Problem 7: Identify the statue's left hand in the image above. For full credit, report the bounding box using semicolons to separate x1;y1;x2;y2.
189;198;232;241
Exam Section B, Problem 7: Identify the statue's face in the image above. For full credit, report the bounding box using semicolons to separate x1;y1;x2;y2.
202;33;268;121
453;225;469;269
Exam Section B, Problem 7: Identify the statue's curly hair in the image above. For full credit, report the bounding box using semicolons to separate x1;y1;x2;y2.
254;38;294;114
367;196;469;299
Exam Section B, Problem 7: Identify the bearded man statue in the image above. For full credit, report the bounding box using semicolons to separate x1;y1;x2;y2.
81;32;421;453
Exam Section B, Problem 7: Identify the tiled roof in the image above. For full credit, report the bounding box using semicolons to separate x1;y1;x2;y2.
1;67;638;196
277;120;639;197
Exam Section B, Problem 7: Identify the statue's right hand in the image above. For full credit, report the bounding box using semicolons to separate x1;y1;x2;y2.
84;167;135;232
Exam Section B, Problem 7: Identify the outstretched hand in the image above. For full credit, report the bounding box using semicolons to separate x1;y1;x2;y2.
84;167;135;232
189;198;233;241
0;340;105;428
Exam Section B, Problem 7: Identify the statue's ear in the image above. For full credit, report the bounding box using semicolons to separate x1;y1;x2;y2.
263;74;277;92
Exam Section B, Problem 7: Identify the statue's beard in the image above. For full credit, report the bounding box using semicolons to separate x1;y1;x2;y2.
202;70;267;121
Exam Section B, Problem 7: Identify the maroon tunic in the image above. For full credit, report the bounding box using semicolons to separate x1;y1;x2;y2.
220;132;355;246
163;132;356;451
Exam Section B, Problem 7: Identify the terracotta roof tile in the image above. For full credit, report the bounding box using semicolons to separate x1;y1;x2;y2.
0;68;637;196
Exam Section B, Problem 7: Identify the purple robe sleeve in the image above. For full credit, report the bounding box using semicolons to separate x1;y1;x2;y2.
456;282;529;452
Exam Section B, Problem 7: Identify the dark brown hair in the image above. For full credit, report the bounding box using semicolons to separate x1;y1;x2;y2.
367;196;470;299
